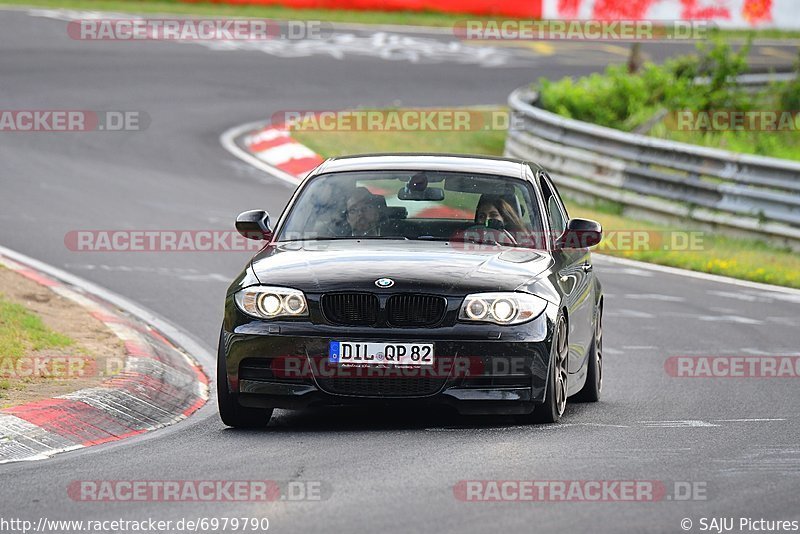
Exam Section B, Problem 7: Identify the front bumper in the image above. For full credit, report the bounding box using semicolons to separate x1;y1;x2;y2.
221;306;557;416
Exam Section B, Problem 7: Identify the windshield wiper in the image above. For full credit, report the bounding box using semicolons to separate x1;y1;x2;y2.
355;236;409;240
278;236;409;243
278;237;345;243
414;236;537;249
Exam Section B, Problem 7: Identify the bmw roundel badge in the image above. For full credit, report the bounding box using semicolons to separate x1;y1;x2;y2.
375;278;395;288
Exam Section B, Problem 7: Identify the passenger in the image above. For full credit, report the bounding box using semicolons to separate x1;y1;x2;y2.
346;187;385;236
474;194;526;233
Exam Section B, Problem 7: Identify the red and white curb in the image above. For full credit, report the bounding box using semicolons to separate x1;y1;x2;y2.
0;252;209;464
244;124;323;179
220;120;324;186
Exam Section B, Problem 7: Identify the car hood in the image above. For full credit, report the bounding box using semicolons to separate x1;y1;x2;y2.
250;240;553;295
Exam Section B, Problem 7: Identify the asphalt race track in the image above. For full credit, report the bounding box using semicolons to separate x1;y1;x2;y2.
1;8;799;533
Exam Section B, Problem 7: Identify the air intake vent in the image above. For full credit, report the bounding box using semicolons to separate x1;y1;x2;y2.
316;376;446;397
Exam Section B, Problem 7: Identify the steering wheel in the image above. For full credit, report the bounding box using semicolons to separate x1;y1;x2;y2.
461;224;518;245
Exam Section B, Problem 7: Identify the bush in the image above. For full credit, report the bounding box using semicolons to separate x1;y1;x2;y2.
539;39;755;130
662;40;754;136
539;63;670;130
778;50;800;110
537;39;799;161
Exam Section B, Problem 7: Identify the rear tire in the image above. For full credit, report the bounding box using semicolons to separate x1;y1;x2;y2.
574;307;602;403
517;315;568;424
217;331;273;428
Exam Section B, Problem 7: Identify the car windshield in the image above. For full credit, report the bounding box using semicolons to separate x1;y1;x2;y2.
277;170;545;248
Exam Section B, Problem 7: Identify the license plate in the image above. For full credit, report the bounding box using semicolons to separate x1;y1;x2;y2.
329;341;434;366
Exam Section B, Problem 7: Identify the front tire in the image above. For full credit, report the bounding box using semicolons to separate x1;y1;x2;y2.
217;331;273;428
518;315;568;424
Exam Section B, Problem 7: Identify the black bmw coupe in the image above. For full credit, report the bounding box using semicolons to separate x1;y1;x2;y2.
219;154;604;427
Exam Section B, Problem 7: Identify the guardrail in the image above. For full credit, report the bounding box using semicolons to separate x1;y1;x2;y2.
504;73;800;250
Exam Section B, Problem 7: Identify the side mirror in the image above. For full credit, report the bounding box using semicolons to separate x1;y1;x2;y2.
556;218;602;249
236;210;273;241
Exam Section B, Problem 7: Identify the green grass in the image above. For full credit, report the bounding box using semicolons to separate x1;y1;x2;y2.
292;106;800;288
1;0;488;27
566;201;800;288
0;295;74;363
4;0;800;38
292;109;508;156
0;292;76;397
648;120;800;162
710;28;800;40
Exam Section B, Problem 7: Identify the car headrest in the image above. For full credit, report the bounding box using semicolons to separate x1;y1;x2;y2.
384;206;408;219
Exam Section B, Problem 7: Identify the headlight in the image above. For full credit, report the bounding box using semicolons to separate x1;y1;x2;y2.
234;286;308;319
459;292;546;325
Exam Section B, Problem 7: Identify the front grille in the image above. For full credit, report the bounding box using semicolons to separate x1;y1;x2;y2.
387;294;446;327
321;293;379;326
316;376;446;397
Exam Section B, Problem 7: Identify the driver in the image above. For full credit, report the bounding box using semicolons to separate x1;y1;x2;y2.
346;187;385;236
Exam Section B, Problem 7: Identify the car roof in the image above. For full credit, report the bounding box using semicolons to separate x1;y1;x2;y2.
311;153;540;179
